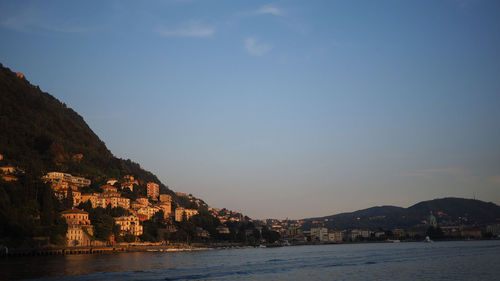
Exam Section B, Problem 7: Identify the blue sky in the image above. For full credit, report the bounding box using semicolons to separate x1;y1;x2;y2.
1;0;499;219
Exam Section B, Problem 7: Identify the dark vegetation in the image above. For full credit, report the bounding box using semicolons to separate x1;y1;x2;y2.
0;174;67;247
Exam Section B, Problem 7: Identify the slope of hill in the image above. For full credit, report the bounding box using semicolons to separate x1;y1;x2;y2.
302;198;500;230
0;63;205;246
0;63;178;197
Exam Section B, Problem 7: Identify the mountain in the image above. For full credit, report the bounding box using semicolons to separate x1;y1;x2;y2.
302;198;500;230
0;63;206;246
0;63;184;198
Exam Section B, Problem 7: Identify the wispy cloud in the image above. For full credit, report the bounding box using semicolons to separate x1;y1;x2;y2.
157;21;215;38
244;37;273;56
256;5;283;16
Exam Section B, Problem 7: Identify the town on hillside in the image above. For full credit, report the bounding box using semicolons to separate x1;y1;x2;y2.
1;152;500;250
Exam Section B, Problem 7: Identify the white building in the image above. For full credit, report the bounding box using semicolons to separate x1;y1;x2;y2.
311;227;329;242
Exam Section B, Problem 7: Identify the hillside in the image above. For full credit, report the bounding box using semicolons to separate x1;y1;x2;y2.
0;63;185;199
302;198;500;230
0;63;210;246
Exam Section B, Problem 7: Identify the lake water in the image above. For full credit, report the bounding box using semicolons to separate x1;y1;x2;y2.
1;240;499;280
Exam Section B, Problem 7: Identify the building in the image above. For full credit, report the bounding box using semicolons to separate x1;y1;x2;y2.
158;201;172;218
159;194;172;202
104;196;131;209
174;208;199;222
72;190;81;207
101;185;118;194
311;227;329;242
392;228;406;238
486;224;500;237
1;166;24;181
42;172;91;188
137;205;161;220
428;211;438;228
461;226;482;239
328;231;344;242
147;182;159;200
80;192;130;209
121;182;135;192
348;229;371;241
106;178;118;186
114;215;143;236
60;209;93;247
136;197;149;206
175;192;189;198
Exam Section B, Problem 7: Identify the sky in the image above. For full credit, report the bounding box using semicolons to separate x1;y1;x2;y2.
1;0;499;219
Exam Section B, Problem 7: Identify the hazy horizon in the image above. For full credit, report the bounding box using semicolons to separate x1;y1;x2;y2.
1;0;499;220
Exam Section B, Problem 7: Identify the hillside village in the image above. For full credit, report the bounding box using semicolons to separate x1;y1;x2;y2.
2;151;500;249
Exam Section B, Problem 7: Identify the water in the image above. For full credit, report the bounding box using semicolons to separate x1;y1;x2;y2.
1;240;499;280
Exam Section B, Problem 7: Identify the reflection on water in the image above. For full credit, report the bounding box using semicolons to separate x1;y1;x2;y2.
1;240;499;280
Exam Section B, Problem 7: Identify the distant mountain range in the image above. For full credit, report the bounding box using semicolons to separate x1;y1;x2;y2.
301;197;500;230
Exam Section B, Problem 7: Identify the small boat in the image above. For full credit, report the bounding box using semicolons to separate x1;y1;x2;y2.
424;236;433;243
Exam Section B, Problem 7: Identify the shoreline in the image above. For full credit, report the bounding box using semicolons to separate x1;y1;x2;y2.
2;238;498;258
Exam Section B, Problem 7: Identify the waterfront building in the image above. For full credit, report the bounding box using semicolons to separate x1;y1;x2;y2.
328;231;344;242
486;224;500;237
460;226;482;239
147;182;160;200
349;229;371;241
61;208;93;247
311;227;329;242
392;228;406;238
114;215;143;236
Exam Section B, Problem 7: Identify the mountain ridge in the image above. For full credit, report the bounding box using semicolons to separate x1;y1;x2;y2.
301;197;500;230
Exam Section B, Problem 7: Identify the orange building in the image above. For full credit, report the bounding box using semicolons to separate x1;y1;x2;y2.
147;182;159;200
